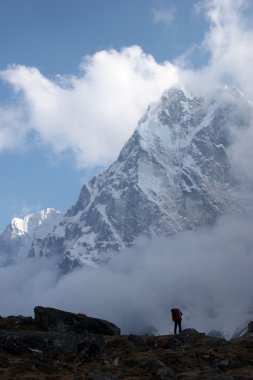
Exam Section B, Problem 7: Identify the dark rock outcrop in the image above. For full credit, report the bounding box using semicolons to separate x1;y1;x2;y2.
0;315;34;330
34;306;120;336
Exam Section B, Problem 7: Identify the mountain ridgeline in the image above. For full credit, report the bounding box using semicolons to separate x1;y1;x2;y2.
1;87;252;272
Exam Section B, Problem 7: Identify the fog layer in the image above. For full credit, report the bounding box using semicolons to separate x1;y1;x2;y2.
0;213;252;338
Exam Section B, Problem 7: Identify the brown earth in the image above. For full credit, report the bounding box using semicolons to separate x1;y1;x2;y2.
0;308;252;379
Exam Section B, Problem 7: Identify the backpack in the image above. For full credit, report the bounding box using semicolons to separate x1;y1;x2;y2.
171;308;182;322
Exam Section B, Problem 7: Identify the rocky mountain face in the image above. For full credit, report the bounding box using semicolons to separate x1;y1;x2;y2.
0;208;62;266
1;87;253;271
28;86;253;272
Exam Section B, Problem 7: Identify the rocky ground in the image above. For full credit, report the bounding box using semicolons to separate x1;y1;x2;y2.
0;307;252;380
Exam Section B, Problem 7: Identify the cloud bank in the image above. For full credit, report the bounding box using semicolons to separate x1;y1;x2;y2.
1;1;253;168
0;214;252;338
0;47;178;167
182;0;253;96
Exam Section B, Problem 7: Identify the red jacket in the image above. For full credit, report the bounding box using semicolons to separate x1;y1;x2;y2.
171;308;182;322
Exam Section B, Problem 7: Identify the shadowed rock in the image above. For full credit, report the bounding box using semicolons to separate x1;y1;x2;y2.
0;324;253;379
0;330;106;358
34;306;120;336
0;315;33;330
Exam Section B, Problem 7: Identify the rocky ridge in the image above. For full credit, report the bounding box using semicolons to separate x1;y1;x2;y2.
0;306;253;379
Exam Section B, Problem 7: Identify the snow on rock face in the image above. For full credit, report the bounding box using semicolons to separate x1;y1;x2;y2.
10;208;60;238
27;86;253;272
0;208;62;266
1;87;252;272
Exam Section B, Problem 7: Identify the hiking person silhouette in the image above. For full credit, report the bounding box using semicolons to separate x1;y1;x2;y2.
171;308;182;335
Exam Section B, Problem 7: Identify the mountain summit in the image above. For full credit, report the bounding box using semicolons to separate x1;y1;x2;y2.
1;87;253;271
0;208;62;266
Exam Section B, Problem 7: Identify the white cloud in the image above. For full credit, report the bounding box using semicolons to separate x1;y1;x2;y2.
0;47;179;167
152;6;175;28
191;0;253;185
181;0;253;98
228;113;253;183
0;106;29;151
1;1;253;169
0;214;252;338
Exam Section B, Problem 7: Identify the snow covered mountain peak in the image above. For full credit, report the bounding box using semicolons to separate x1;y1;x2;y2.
1;86;253;272
18;85;252;272
138;86;248;149
0;208;62;266
10;208;61;238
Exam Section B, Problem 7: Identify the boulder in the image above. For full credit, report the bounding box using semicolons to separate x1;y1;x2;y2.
0;315;34;330
144;359;175;379
181;328;205;336
34;306;120;336
144;358;167;374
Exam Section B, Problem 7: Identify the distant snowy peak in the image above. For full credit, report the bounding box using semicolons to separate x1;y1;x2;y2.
0;208;62;266
9;208;62;239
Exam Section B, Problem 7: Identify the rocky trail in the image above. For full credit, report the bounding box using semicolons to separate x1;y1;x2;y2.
0;307;252;379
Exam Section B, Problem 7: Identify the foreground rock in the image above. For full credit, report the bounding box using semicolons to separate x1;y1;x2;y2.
0;315;34;331
0;330;106;358
34;306;120;336
0;309;253;379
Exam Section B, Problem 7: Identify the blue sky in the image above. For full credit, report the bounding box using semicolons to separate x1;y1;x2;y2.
0;0;253;230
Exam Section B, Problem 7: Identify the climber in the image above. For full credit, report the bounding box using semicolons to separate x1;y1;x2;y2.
171;308;182;335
